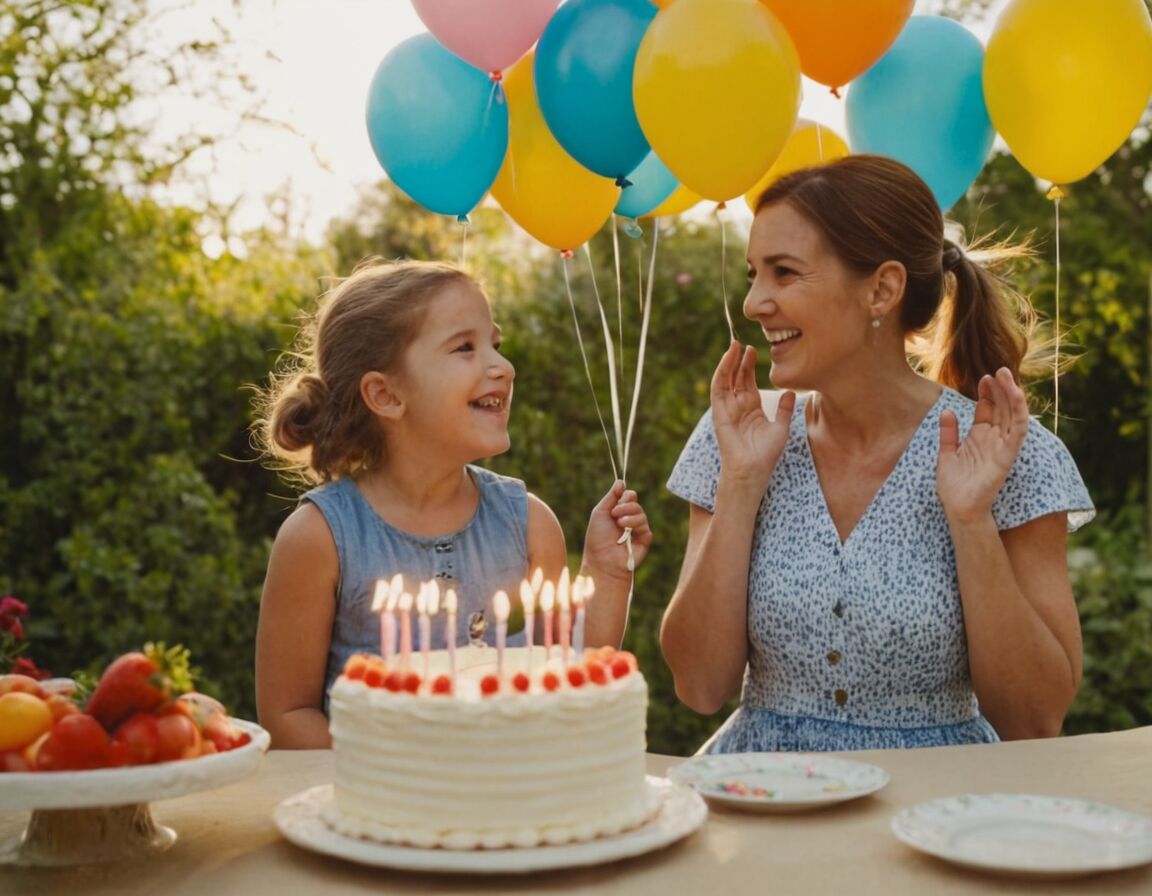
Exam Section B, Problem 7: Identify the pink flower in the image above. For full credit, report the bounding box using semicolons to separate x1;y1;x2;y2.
0;596;28;618
676;272;693;287
11;656;50;681
1;616;24;640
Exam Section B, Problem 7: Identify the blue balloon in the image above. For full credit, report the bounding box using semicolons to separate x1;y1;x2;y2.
615;151;678;218
365;34;508;217
845;16;994;211
535;0;657;182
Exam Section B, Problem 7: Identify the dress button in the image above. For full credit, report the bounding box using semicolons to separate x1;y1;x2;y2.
834;689;848;706
826;650;841;665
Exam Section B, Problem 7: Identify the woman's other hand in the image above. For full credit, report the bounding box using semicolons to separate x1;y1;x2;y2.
711;341;795;494
937;367;1029;524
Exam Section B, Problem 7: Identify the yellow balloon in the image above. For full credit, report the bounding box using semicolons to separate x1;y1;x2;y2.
642;183;703;219
633;0;801;202
742;119;850;212
489;53;619;252
983;0;1152;186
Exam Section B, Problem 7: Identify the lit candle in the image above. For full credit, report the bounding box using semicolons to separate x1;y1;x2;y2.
572;574;588;656
530;566;544;596
444;587;458;680
519;578;536;651
372;579;394;663
493;590;510;680
557;569;572;665
398;590;413;670
417;583;431;679
539;581;555;660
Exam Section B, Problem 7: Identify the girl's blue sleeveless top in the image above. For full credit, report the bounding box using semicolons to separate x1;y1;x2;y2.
304;465;529;705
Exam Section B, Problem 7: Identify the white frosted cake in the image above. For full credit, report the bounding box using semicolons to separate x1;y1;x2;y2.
324;644;656;849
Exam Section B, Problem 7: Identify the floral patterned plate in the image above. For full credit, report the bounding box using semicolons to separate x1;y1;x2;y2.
667;752;889;812
891;794;1152;878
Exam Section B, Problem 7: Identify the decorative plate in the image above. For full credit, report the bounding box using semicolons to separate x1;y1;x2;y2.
0;719;270;811
274;776;707;874
668;752;889;812
891;793;1152;878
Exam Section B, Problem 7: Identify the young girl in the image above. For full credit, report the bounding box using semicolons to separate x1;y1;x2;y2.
252;259;651;748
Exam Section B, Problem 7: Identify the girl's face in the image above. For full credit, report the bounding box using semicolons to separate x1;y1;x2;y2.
391;279;515;461
743;202;876;392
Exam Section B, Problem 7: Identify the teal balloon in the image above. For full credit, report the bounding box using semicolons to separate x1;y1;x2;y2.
535;0;657;181
615;151;678;218
845;16;993;210
365;34;508;217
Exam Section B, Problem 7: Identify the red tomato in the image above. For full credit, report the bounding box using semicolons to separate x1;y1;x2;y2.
112;712;160;765
35;714;110;770
155;712;202;762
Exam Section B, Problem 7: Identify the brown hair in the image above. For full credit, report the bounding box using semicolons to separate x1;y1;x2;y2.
253;258;474;484
755;154;1044;399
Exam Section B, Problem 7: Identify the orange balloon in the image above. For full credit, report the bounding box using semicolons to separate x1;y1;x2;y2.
760;0;914;93
742;119;850;211
489;53;619;251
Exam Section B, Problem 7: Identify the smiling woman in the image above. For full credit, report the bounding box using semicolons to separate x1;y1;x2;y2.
249;258;652;748
660;154;1094;755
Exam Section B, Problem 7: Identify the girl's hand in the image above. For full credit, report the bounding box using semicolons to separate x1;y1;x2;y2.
937;368;1030;525
582;481;652;582
711;341;795;494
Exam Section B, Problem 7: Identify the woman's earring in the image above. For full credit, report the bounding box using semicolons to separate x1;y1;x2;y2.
871;317;882;329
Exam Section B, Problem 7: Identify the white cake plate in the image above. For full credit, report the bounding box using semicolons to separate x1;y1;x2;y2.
0;718;269;866
274;776;707;874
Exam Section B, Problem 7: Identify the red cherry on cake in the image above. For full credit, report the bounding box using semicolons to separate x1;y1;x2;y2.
430;675;453;696
480;674;500;696
383;671;405;692
363;664;387;688
541;671;561;692
566;666;587;688
343;655;370;681
585;660;609;686
512;672;530;693
402;672;421;694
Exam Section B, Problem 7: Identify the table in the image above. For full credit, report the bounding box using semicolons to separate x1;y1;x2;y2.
2;725;1150;894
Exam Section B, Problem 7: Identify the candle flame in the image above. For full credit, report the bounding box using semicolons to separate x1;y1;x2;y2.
530;566;544;594
427;579;440;615
571;575;585;608
519;578;536;614
416;584;428;615
556;577;571;612
444;587;458;614
399;591;413;612
493;589;510;622
371;579;390;611
539;580;555;612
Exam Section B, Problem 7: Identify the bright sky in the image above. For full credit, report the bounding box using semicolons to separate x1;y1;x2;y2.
145;0;1007;248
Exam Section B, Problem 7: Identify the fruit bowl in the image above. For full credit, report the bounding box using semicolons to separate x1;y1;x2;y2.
0;718;269;866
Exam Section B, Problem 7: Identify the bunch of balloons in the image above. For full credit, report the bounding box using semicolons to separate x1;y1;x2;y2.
366;0;1152;252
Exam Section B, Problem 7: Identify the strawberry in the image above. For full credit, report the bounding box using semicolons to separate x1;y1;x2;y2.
566;666;587;688
85;643;193;732
585;660;610;686
480;674;500;696
430;675;453;695
512;672;530;693
541;670;561;692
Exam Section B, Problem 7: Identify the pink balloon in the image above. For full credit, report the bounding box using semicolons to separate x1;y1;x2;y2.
411;0;561;74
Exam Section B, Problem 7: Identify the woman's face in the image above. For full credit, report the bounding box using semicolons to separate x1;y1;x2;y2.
744;202;877;391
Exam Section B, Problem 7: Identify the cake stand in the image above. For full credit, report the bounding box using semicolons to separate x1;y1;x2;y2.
0;718;269;867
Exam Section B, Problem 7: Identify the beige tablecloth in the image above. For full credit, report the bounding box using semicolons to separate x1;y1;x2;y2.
2;725;1150;894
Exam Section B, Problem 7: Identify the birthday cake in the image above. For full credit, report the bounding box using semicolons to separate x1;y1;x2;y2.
324;644;656;849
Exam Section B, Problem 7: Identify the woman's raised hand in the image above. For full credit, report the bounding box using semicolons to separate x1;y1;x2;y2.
710;342;795;494
936;367;1030;525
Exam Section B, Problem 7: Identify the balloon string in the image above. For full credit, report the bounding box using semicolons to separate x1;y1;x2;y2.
1051;190;1062;434
459;217;469;267
612;216;626;402
583;243;625;472
622;218;658;480
815;123;825;160
562;255;619;482
718;206;735;342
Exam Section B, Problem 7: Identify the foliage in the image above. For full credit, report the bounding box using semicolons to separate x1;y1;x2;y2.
1065;505;1152;734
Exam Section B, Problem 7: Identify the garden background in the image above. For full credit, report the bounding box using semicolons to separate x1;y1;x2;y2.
1;0;1150;755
